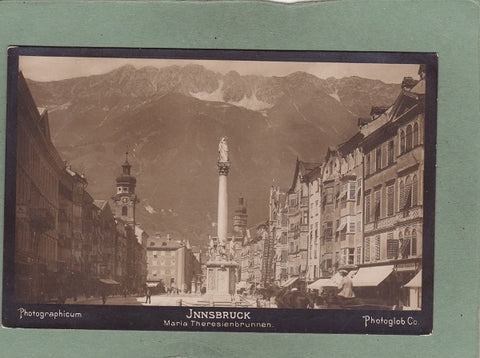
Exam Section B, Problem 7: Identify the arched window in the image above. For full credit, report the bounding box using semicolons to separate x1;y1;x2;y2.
400;130;406;154
412;175;418;206
413;122;419;147
406;125;413;151
399;180;405;210
403;228;411;258
411;229;417;256
405;176;412;209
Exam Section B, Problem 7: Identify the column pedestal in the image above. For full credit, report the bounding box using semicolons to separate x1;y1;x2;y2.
206;260;237;301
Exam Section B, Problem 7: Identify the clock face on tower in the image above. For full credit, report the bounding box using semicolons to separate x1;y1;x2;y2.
122;197;129;204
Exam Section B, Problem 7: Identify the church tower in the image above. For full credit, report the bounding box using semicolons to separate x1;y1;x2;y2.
112;152;139;228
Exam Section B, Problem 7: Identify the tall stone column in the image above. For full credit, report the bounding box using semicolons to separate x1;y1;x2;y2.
206;138;236;298
217;162;230;243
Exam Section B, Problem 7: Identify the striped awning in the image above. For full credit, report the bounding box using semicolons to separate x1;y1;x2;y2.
280;277;299;288
352;265;394;287
404;270;422;288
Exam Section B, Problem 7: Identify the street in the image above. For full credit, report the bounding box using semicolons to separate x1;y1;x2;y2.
66;293;261;307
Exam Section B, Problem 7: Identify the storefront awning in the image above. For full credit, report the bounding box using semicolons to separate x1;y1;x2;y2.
280;277;299;288
352;265;394;287
308;272;344;289
99;278;120;285
404;270;422;288
308;278;336;290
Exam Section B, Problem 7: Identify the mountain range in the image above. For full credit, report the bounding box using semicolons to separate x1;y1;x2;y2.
25;63;401;247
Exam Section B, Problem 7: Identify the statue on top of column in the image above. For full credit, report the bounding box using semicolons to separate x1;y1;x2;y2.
218;137;229;163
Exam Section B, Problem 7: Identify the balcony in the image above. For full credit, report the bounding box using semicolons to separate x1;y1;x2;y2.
398;205;423;222
365;205;423;233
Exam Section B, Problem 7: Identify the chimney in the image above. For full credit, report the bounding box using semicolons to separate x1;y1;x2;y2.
401;77;419;90
358;117;371;128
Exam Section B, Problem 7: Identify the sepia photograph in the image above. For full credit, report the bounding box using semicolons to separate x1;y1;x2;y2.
3;47;436;333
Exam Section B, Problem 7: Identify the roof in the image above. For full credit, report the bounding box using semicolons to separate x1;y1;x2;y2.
288;158;322;193
147;235;183;249
338;132;364;156
409;78;425;95
303;164;323;182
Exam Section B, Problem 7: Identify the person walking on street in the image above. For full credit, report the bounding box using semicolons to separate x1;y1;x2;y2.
101;289;107;305
145;287;151;304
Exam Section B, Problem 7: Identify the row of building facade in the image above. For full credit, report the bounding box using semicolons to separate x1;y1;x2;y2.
145;233;202;294
238;67;426;309
15;72;147;303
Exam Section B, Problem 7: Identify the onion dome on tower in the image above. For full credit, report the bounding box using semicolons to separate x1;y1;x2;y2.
112;151;139;227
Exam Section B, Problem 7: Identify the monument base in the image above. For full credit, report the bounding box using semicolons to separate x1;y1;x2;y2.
206;260;237;297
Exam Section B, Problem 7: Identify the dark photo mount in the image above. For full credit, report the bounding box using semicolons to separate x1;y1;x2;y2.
2;47;437;334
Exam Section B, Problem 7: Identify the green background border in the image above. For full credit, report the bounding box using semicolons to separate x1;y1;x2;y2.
0;0;478;357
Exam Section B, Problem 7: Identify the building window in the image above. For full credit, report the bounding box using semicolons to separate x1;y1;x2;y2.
399;180;405;211
365;154;371;176
388;140;394;165
302;211;308;225
404;176;413;210
375;147;382;171
411;229;417;256
374;190;381;221
365;193;371;223
364;238;370;262
413;122;419;147
324;221;333;239
400;229;411;258
348;220;355;233
400;130;406;154
412;175;418;206
356;246;361;264
347;248;354;265
406;125;413;151
375;236;381;260
387;233;398;259
325;187;333;204
349;182;356;200
122;206;127;216
387;184;394;216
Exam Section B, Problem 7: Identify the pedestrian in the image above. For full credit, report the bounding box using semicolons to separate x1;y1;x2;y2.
145;287;151;304
101;289;107;305
337;270;355;307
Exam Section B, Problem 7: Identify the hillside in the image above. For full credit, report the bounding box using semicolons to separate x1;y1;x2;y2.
25;64;400;246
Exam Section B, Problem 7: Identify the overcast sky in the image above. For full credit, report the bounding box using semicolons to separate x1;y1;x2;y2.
19;56;420;83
